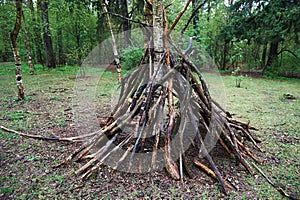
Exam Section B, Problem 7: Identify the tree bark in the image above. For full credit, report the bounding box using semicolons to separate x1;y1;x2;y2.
29;0;44;64
261;43;267;70
263;40;279;75
40;0;56;68
152;0;164;53
121;0;131;48
221;41;229;70
10;0;25;100
56;11;64;65
192;0;200;42
96;1;106;43
21;11;34;74
101;0;122;82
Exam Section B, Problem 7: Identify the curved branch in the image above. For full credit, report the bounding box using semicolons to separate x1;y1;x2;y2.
277;49;298;58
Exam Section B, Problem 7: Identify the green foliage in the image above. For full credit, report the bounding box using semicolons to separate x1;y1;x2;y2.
120;46;144;70
205;0;300;74
7;110;25;121
1;0;299;77
0;1;14;62
0;187;14;195
231;67;245;88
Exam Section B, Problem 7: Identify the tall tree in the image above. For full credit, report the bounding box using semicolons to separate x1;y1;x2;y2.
10;0;25;99
27;0;44;64
192;0;200;41
227;0;300;74
56;7;64;65
121;0;131;48
96;1;107;43
40;0;56;68
101;0;122;82
21;11;34;74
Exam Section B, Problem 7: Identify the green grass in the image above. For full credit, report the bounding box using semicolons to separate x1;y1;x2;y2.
215;74;299;198
0;63;299;199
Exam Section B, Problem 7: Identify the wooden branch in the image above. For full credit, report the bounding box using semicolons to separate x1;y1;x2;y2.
169;0;192;34
236;139;260;163
82;134;132;180
277;49;298;58
103;12;151;27
113;145;134;170
75;134;118;176
251;162;298;200
187;106;228;194
226;116;260;132
151;88;166;170
229;123;262;152
181;0;207;35
214;130;235;158
0;125;81;142
194;159;233;190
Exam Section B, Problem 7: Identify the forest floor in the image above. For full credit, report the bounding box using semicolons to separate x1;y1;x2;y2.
0;63;299;199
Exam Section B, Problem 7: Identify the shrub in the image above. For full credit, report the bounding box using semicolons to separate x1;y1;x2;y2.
120;47;144;70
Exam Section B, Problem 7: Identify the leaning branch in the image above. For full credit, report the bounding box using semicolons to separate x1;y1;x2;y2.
251;162;298;200
169;0;192;34
181;0;207;35
0;125;82;142
102;12;151;27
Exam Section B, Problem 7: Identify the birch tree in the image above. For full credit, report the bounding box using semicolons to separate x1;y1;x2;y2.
21;11;34;74
101;0;122;82
10;0;25;100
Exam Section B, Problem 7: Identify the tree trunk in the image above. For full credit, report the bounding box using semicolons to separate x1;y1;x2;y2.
263;41;279;75
21;11;34;74
96;1;106;43
40;0;56;69
221;41;228;70
121;0;131;48
101;0;121;82
10;0;25;100
57;27;64;65
261;43;267;70
29;0;43;64
192;0;200;42
56;12;64;65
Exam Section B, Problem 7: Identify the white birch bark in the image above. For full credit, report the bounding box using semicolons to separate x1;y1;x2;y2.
101;0;122;82
10;0;25;100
